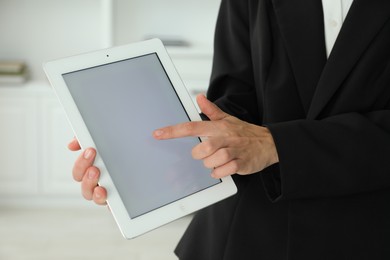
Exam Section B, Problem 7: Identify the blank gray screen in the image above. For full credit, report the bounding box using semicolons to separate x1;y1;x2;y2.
62;54;220;218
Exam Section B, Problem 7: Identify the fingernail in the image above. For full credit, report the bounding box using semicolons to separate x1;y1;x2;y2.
84;149;93;159
154;130;164;137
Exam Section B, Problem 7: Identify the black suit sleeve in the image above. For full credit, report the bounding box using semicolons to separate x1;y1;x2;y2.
265;109;390;201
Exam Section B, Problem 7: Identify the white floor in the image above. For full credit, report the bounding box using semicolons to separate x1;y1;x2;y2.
0;206;192;260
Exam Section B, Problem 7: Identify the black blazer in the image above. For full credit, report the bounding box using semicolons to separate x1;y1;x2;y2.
175;0;390;259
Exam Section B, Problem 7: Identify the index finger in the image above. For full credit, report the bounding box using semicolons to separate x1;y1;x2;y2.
153;121;216;140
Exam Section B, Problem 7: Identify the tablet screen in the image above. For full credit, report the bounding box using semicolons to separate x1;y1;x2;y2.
62;53;220;218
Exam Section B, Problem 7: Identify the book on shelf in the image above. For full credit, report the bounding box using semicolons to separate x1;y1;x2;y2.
0;60;28;84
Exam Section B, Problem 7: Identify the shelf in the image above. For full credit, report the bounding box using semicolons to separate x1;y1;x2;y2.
0;80;51;92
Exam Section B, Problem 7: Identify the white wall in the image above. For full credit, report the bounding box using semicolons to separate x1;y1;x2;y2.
0;0;109;80
113;0;221;48
0;0;221;81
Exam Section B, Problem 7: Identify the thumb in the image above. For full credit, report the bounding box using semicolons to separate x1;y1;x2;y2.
196;94;227;121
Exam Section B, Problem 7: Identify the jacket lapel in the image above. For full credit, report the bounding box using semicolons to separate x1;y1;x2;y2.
272;0;327;113
307;0;390;119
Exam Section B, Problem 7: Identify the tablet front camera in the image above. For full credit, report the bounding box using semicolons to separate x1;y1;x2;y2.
106;54;109;57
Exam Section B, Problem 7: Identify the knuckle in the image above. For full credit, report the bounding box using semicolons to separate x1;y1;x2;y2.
81;183;93;201
72;153;93;182
220;122;235;137
242;136;251;145
72;165;83;182
72;156;83;180
218;120;230;130
81;170;99;201
203;141;214;155
230;160;239;173
183;122;195;133
203;159;213;169
220;148;231;161
191;146;199;159
82;192;92;201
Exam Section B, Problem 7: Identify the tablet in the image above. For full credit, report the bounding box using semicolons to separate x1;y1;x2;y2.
43;38;237;239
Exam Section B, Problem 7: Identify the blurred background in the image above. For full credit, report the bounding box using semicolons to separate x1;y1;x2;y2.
0;0;221;259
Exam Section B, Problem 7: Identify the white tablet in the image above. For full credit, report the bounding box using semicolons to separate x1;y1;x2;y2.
43;38;237;239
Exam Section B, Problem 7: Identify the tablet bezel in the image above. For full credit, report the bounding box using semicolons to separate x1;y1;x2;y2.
43;38;237;239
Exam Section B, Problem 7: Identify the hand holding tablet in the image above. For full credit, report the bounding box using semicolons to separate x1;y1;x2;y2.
44;39;237;239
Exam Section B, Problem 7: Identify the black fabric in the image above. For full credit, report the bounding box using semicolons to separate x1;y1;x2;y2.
175;0;390;259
